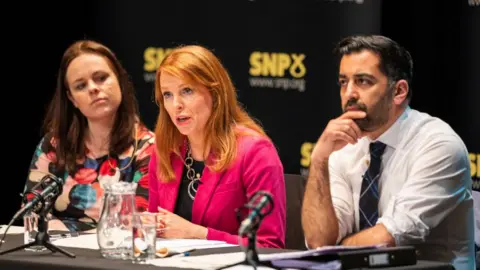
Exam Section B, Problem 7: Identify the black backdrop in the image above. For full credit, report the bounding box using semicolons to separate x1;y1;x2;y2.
3;0;478;225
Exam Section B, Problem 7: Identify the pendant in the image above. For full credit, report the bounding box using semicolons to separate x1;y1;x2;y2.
188;179;200;200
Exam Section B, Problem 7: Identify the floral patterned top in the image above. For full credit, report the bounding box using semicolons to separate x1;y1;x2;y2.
23;123;155;232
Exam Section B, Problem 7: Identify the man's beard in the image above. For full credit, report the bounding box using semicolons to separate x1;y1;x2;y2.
343;90;393;132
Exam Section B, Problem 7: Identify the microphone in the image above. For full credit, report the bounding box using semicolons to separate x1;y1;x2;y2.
13;174;63;221
238;191;274;235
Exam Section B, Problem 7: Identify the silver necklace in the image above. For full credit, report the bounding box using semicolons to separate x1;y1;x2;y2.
184;147;201;200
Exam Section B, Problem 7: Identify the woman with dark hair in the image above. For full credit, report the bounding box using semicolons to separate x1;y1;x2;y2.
23;40;155;232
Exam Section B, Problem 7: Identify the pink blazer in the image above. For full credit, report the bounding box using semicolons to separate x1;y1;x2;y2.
148;132;286;249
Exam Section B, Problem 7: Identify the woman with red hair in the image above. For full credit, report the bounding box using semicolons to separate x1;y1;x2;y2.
148;45;286;249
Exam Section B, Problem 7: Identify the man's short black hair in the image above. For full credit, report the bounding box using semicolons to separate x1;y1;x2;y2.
334;35;414;102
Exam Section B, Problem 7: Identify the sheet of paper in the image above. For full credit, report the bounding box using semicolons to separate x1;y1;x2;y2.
52;233;234;251
147;252;247;269
147;252;281;270
222;266;275;270
0;225;24;234
156;239;235;250
147;252;284;270
51;233;99;249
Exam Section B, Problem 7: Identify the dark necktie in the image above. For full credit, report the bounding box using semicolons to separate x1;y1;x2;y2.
359;141;387;230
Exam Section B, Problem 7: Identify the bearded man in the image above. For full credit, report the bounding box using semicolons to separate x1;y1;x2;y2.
301;35;474;270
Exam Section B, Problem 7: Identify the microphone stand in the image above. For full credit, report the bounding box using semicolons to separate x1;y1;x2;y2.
0;193;76;258
217;217;277;270
217;198;277;270
243;219;266;268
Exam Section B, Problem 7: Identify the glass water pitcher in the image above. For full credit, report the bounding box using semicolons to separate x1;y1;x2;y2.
96;182;137;260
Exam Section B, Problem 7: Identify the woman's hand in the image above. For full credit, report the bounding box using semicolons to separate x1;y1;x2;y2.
156;207;207;239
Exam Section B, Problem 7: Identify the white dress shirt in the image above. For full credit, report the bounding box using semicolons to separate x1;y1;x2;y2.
328;106;475;270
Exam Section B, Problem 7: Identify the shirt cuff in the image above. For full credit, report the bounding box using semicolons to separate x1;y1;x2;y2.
377;196;430;245
377;217;400;245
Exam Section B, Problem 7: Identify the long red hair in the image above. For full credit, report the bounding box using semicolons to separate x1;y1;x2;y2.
154;45;267;182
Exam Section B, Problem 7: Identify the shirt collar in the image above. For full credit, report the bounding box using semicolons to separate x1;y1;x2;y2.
371;106;411;150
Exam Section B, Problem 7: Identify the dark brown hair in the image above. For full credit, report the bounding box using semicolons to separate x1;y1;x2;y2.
43;40;139;173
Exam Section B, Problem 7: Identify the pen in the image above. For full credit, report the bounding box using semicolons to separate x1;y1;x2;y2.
50;232;80;240
171;248;196;258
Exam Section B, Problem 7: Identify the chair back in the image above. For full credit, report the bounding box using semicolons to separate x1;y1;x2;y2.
284;173;307;250
472;190;480;247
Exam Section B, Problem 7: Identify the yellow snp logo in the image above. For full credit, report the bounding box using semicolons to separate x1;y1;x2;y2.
471;153;480;178
300;142;315;168
249;52;306;78
143;47;173;72
470;153;480;190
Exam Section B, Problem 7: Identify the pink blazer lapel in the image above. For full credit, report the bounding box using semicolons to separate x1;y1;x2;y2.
158;146;186;212
191;161;225;225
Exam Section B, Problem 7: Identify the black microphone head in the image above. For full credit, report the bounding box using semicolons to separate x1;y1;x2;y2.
238;191;275;235
247;191;274;217
40;174;63;198
13;174;64;220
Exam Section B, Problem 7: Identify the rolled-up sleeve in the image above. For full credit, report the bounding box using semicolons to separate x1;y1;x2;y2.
377;135;470;245
329;151;355;244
